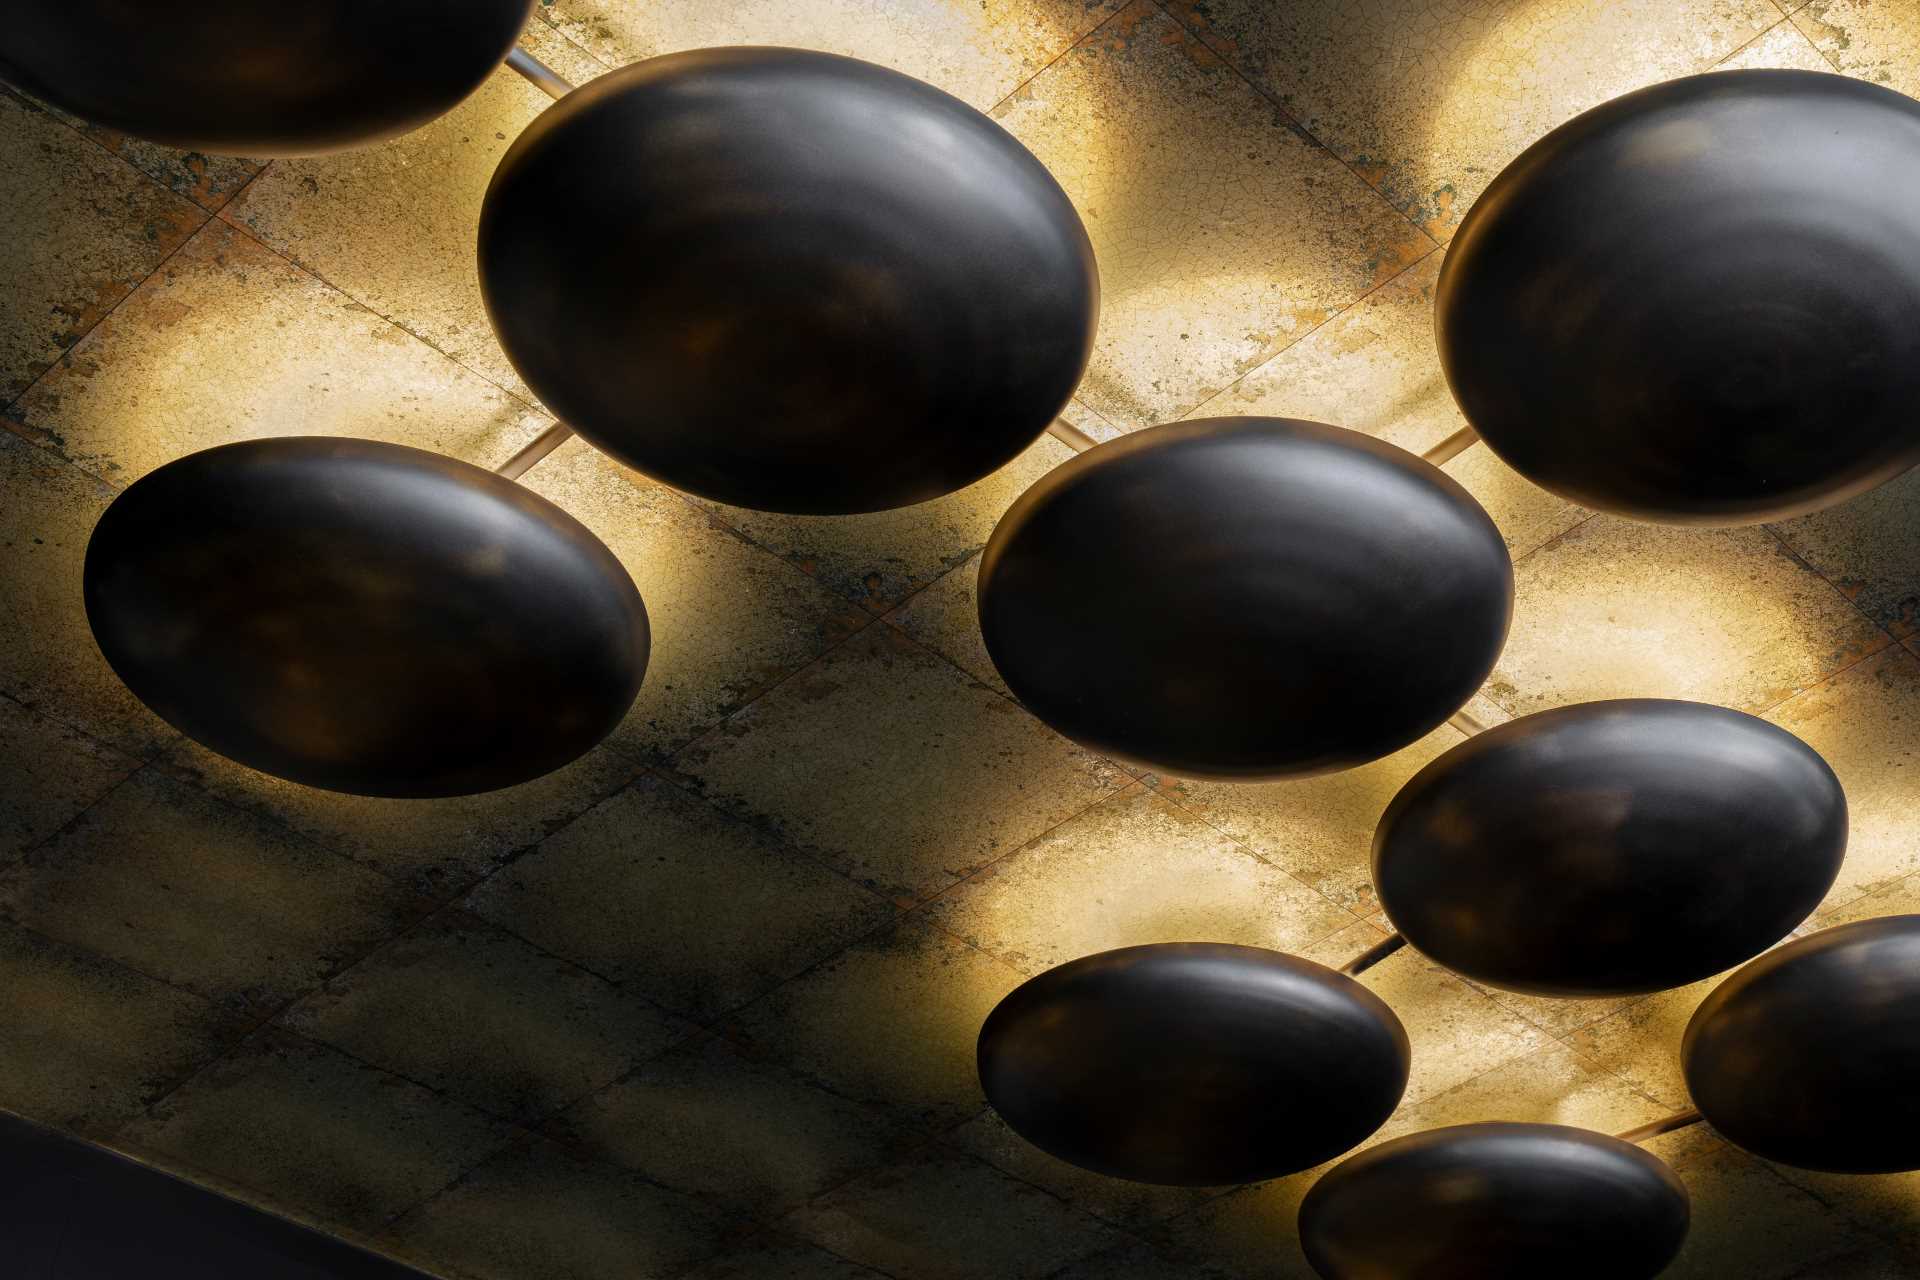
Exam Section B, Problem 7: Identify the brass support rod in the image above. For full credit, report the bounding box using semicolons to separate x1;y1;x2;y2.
1341;932;1407;977
1446;708;1488;736
1047;418;1099;453
1420;425;1480;466
506;46;575;100
1613;1109;1704;1145
495;422;575;481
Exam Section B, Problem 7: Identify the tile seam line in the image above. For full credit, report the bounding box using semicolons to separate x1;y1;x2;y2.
1762;522;1901;653
1147;0;1441;250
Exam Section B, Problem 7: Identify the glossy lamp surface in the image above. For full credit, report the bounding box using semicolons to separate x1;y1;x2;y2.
976;417;1512;779
1374;700;1846;997
1299;1123;1690;1280
1684;915;1920;1173
977;943;1410;1186
478;47;1097;515
1438;70;1920;524
84;438;648;798
0;2;534;156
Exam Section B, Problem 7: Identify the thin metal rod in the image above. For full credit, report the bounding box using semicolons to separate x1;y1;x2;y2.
495;422;575;481
506;47;575;100
1420;425;1480;466
1447;708;1488;736
1613;1109;1704;1145
1341;931;1407;977
1047;418;1100;453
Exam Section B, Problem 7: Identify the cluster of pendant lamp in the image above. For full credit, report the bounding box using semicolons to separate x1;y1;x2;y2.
17;6;1920;1274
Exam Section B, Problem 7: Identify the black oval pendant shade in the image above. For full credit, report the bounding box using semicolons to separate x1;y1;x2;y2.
1439;70;1920;524
1299;1123;1690;1280
85;438;648;798
976;417;1512;779
977;943;1410;1186
1684;916;1920;1173
0;1;535;156
1375;700;1846;997
478;47;1098;515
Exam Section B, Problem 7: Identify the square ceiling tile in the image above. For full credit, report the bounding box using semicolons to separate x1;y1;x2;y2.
0;693;138;860
221;24;607;404
0;406;172;756
1351;944;1548;1106
885;555;1005;696
783;1143;1125;1280
281;910;688;1125
1664;1145;1889;1280
1488;517;1888;717
1565;977;1717;1110
0;91;204;401
382;1138;730;1280
992;3;1431;434
22;95;265;213
157;737;639;899
1773;467;1920;640
1793;0;1920;96
0;920;243;1138
1154;725;1464;914
538;0;1124;110
120;1030;514;1235
550;1034;916;1219
689;432;1076;614
929;785;1355;974
521;439;872;762
726;916;1023;1131
675;626;1125;904
943;1108;1212;1230
1766;646;1920;914
1164;0;1780;238
466;774;894;1023
8;220;550;486
0;769;428;1018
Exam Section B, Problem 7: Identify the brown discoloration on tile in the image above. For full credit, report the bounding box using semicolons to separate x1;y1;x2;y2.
676;626;1124;903
467;775;893;1022
0;694;139;860
0;91;205;402
1767;646;1920;913
1163;0;1780;239
551;1034;914;1218
283;911;688;1125
1713;17;1834;69
9;220;550;485
727;917;1024;1132
222;24;603;403
540;0;1124;110
1774;467;1920;640
930;786;1354;973
1441;444;1589;561
1489;517;1889;717
993;4;1430;433
1356;944;1548;1107
784;1143;1124;1280
383;1136;729;1280
0;770;428;1018
1794;0;1920;94
523;439;873;762
0;920;245;1137
31;97;267;212
692;433;1076;615
120;1031;514;1234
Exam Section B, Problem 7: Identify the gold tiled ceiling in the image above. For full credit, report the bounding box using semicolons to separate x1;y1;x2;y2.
1;2;1918;1277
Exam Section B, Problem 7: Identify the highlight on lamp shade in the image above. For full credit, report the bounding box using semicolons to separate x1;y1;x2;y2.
0;1;535;156
1373;699;1846;997
1438;69;1920;525
977;943;1410;1186
1299;1122;1690;1280
1684;915;1920;1174
84;437;649;799
975;417;1512;779
478;46;1097;515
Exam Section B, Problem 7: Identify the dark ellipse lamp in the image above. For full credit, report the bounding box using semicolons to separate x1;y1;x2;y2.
0;1;535;156
1439;69;1920;524
1299;1122;1690;1280
975;417;1512;779
1684;915;1920;1173
977;943;1410;1186
1374;699;1846;997
84;438;648;798
478;46;1098;515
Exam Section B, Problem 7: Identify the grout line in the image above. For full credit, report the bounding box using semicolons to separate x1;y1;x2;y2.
1709;14;1793;68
